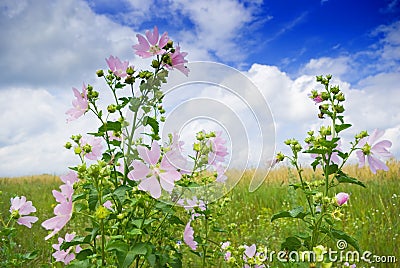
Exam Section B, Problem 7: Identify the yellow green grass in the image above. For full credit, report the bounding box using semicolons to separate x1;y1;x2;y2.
1;161;399;266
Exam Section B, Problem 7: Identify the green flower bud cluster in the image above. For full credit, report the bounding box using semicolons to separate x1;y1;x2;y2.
87;84;99;100
284;138;302;153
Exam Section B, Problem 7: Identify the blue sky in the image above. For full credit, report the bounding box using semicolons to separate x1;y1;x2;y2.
85;0;399;79
0;0;399;176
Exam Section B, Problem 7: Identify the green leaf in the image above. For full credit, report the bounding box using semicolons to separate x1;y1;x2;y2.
127;229;143;236
120;251;137;268
67;259;91;268
331;229;360;252
129;98;141;112
88;188;98;211
113;185;130;204
281;236;302;251
98;121;122;133
336;174;366;188
326;164;338;175
106;240;129;253
271;206;307;222
143;116;159;137
75;249;93;260
131;243;148;255
335;123;352;134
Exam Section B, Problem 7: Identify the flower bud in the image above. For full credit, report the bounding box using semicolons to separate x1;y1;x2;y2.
96;69;104;77
196;132;205;141
335;93;345;102
193;143;201;152
74;146;82;155
334;105;344;113
95;206;110;219
166;40;173;49
326;74;332;80
65;142;72;149
355;130;368;140
160;116;165;122
151;59;160;69
330;85;340;94
83;144;92;153
276;152;285;162
126;66;134;75
321;92;330;101
124;76;135;84
335;192;349;206
107;104;117;113
316;75;323;82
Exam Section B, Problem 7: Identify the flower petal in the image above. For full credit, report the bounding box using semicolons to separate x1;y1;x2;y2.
138;141;160;165
128;160;150;181
138;175;161;199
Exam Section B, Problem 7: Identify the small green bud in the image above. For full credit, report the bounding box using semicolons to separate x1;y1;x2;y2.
151;59;160;69
335;92;345;101
126;66;134;75
74;146;82;155
166;40;173;49
355;130;368;140
107;104;117;113
334;105;344;113
276;152;285;162
330;85;340;94
162;54;172;66
294;143;302;151
95;206;109;220
321;92;330;101
160;116;165;122
83;144;92;153
96;69;104;77
320;104;329;111
326;74;332;80
87;84;93;91
196;132;205;141
206;131;216;138
307;130;314;136
124;76;134;84
316;75;323;82
193;143;201;152
65;142;72;149
284;139;292;145
71;134;82;143
361;143;371;155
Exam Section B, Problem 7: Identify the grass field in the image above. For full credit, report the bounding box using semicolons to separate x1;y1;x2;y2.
1;161;399;267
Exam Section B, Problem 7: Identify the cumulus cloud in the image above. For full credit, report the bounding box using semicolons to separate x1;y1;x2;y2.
0;0;398;177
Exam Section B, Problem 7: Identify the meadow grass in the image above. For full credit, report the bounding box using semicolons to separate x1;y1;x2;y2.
1;162;399;267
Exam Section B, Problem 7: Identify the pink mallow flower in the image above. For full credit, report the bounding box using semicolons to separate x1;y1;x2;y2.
80;136;103;160
133;26;169;58
183;220;197;250
42;184;73;240
52;233;82;265
335;192;349;206
66;84;88;122
9;196;38;228
128;141;181;199
164;46;189;76
60;171;79;186
106;55;129;78
208;131;229;166
356;129;392;174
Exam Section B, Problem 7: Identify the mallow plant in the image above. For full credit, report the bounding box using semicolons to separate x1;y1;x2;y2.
220;75;392;268
39;26;230;267
271;75;391;266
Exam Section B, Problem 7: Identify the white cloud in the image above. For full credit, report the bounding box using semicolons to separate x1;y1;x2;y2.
0;0;398;177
